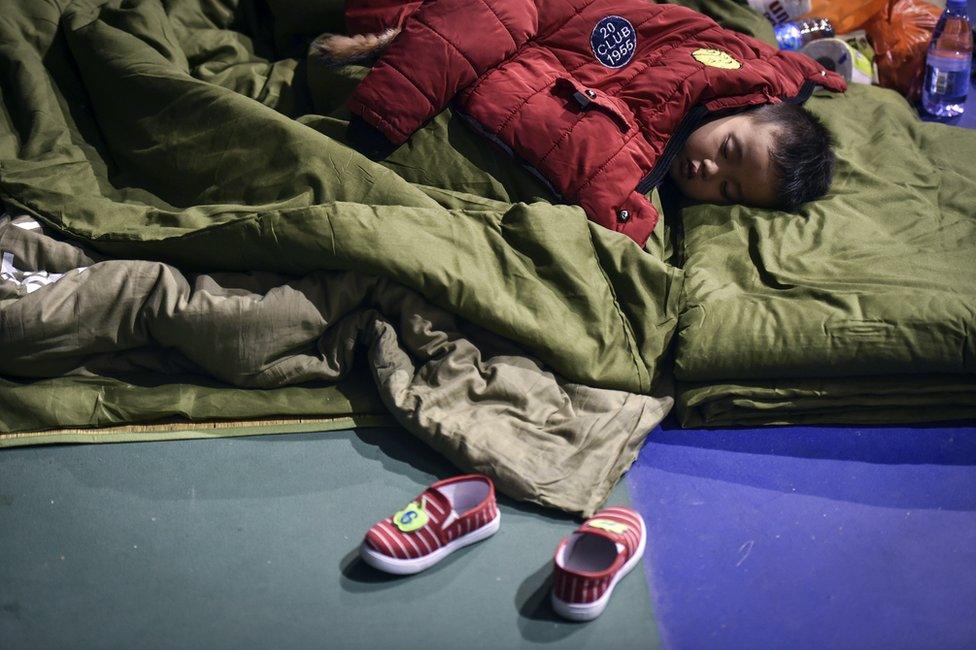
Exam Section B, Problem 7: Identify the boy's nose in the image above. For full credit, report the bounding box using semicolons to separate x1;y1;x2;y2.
700;158;719;179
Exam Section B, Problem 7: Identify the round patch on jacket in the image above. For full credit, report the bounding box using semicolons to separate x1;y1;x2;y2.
692;48;742;70
590;16;637;69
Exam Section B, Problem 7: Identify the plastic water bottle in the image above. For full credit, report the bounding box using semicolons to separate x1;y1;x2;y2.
774;17;835;51
921;0;972;118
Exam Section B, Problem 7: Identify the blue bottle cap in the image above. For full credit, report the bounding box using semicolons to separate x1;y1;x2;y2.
774;23;802;51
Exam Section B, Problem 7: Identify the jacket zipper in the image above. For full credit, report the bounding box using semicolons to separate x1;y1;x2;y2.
634;79;817;195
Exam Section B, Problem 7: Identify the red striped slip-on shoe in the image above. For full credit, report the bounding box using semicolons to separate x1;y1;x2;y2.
359;474;501;575
550;506;647;621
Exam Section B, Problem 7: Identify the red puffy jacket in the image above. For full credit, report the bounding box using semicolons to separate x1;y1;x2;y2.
346;0;846;245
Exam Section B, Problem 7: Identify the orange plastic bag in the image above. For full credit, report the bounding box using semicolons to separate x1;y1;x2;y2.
801;0;889;35
865;0;943;101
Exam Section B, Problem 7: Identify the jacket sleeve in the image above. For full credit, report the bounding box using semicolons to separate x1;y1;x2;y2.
347;0;538;146
578;188;660;247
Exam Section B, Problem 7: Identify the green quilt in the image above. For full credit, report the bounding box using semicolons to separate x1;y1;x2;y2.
0;0;679;415
0;0;681;515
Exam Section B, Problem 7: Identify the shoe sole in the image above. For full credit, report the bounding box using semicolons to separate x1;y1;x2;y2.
550;513;647;622
360;513;501;575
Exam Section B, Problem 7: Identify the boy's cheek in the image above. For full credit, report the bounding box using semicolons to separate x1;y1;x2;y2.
674;177;699;200
668;168;690;196
679;180;721;204
672;177;691;199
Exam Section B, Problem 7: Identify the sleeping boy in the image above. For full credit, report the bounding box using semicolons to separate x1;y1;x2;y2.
666;102;836;212
312;0;845;246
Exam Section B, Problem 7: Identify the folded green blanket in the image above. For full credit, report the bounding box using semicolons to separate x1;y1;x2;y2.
668;0;976;425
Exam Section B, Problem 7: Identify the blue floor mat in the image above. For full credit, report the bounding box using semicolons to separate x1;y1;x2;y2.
635;46;976;646
628;421;976;648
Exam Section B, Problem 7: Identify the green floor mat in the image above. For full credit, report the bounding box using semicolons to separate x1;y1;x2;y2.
0;427;661;648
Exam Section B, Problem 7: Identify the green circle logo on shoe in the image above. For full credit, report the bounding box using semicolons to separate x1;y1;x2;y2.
590;15;637;69
587;518;630;534
393;501;429;533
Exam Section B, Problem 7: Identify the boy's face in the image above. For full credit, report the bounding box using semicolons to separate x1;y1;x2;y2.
668;113;781;208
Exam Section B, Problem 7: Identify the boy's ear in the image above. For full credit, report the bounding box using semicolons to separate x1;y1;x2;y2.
308;28;401;67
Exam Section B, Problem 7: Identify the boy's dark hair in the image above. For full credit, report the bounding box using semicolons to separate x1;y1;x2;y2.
749;103;836;210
